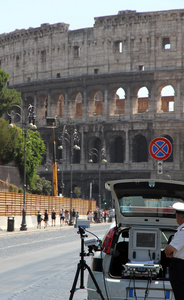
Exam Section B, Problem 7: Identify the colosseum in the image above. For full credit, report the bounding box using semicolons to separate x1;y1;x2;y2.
1;9;184;207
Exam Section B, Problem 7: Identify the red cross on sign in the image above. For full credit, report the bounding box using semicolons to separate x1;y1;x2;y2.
149;137;172;161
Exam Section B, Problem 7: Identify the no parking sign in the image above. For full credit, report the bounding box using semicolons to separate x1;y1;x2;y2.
149;137;172;161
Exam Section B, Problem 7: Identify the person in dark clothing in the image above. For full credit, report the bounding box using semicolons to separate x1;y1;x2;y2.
44;209;49;228
37;210;42;229
51;209;56;226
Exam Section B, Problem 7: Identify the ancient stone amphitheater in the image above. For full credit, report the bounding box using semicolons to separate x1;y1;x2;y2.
1;9;184;206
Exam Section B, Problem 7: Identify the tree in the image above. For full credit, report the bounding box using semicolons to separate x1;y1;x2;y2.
14;127;46;191
31;175;52;196
0;118;46;191
0;118;21;164
0;69;22;117
74;186;81;198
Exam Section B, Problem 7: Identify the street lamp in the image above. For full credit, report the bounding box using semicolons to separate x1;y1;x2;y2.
7;103;37;231
89;147;107;209
57;159;65;196
58;126;80;225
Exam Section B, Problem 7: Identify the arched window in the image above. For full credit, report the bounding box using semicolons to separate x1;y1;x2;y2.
110;136;124;163
133;134;148;162
94;91;103;116
75;92;82;117
110;87;125;116
137;86;149;113
161;85;175;112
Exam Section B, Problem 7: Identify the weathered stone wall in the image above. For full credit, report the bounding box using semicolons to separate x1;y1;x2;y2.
0;165;21;189
1;9;184;207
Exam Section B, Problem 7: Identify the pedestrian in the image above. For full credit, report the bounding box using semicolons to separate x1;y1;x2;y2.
51;209;56;226
44;209;49;228
165;202;184;300
72;208;76;224
60;208;65;226
37;210;42;229
103;210;107;222
75;211;79;227
65;210;69;225
93;210;97;222
88;210;93;223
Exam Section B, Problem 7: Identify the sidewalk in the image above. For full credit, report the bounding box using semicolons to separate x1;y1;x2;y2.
0;216;110;236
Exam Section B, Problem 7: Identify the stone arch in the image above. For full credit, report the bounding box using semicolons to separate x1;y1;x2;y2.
132;134;148;162
75;92;82;117
37;94;47;120
109;87;126;116
88;137;102;163
69;91;83;118
161;85;175;112
137;86;149;113
110;136;125;162
157;85;175;113
52;93;64;118
164;135;173;162
88;90;103;117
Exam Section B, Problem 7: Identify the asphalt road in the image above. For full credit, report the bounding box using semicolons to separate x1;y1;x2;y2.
0;223;110;300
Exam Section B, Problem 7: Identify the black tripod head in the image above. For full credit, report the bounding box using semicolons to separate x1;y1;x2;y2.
78;226;88;238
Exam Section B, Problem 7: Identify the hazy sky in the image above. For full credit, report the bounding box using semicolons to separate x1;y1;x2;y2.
0;0;183;34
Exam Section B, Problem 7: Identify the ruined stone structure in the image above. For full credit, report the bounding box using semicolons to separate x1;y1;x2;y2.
1;9;184;207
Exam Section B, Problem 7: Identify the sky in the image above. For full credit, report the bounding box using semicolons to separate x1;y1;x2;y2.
0;0;184;35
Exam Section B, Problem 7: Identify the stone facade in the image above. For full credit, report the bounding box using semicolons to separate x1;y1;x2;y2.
1;9;184;207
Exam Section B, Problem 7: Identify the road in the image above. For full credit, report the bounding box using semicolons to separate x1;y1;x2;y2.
0;223;110;300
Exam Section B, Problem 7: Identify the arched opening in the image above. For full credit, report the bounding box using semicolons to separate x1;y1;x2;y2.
133;134;148;162
110;136;124;163
161;85;175;112
75;92;82;117
164;135;173;162
110;87;125;116
137;86;149;113
94;91;103;116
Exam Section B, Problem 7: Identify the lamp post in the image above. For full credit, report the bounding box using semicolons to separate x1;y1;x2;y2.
89;147;107;209
57;159;65;196
7;103;37;231
58;126;80;225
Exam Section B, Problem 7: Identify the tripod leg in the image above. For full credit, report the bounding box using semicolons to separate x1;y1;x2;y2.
69;263;81;300
85;263;105;300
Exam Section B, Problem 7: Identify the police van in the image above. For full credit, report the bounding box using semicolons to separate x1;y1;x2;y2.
87;179;183;300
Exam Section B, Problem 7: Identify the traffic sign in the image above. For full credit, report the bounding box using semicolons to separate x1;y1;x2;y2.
149;137;172;161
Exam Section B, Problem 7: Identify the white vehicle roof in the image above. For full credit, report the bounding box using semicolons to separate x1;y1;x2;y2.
105;179;184;228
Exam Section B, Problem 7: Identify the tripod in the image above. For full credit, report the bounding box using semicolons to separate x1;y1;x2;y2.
69;226;105;300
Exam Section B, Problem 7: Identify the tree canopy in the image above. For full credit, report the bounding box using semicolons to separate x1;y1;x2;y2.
0;118;47;192
0;69;22;117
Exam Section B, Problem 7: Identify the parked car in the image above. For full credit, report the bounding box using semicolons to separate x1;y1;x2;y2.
87;179;184;300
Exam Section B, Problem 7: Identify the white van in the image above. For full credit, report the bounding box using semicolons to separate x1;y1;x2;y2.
87;179;184;300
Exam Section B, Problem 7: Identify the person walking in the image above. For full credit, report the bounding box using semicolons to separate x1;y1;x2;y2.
165;202;184;300
51;209;56;226
60;208;65;226
44;209;49;228
37;210;42;229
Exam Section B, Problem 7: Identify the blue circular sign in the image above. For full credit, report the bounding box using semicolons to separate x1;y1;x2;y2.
149;137;172;161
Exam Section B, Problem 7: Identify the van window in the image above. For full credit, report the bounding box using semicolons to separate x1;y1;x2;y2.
118;195;178;218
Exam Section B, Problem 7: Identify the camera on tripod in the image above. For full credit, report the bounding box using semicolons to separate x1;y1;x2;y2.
84;238;102;254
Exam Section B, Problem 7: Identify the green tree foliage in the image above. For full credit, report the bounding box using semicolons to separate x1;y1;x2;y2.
0;118;46;192
0;69;22;117
31;175;52;196
14;128;46;191
74;186;81;198
0;118;21;164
